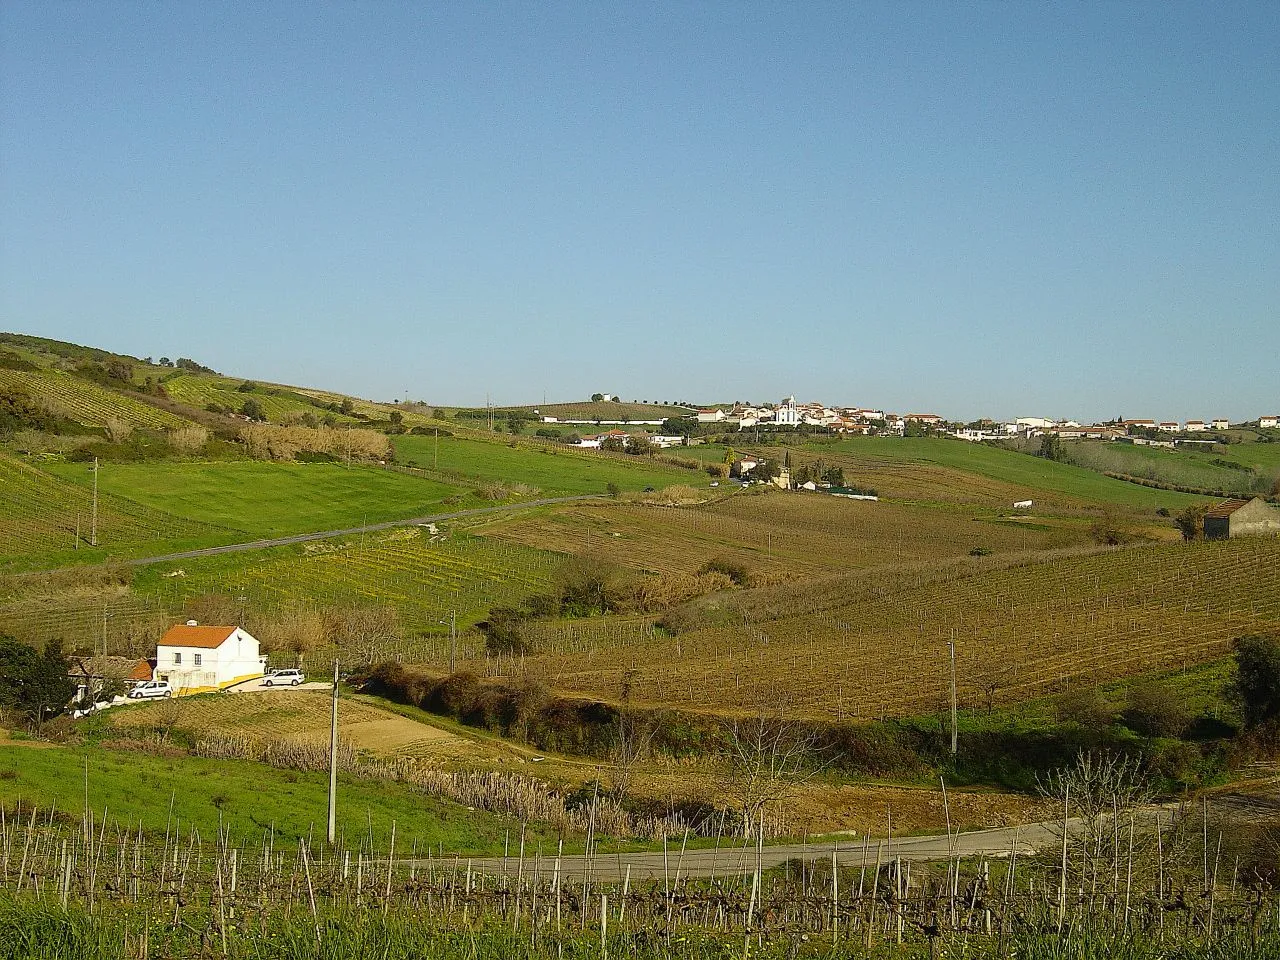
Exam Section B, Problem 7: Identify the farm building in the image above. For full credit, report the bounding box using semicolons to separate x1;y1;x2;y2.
68;655;153;705
1203;498;1280;541
155;621;266;694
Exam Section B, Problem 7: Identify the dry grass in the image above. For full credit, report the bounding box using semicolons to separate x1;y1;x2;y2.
480;490;1093;583
478;537;1280;722
110;690;482;761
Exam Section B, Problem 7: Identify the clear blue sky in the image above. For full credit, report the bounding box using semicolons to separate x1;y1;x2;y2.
2;2;1276;421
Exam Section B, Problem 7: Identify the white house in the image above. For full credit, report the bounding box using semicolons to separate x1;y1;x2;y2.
696;408;725;424
1261;415;1279;429
1184;420;1207;432
155;622;266;694
774;397;801;426
1212;418;1231;430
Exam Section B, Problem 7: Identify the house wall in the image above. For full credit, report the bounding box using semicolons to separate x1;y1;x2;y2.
156;628;264;693
1229;500;1280;538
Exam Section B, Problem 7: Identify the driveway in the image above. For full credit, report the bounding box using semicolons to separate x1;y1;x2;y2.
225;677;332;693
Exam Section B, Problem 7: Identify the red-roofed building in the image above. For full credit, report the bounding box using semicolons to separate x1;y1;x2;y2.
1203;498;1280;541
155;622;265;694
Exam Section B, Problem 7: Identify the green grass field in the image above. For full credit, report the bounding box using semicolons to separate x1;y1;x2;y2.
0;453;232;571
0;742;560;852
486;399;691;421
392;434;697;495
41;460;471;539
806;437;1203;508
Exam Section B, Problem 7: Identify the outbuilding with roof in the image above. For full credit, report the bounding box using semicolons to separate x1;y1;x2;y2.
155;621;266;694
1203;497;1280;541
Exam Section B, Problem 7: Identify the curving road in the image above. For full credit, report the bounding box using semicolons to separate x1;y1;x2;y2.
120;494;604;567
433;808;1178;880
422;822;1054;881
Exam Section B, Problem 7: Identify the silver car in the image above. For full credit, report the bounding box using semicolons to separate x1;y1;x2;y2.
263;669;304;687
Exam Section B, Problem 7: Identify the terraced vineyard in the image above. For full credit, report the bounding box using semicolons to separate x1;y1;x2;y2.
0;452;232;570
496;536;1280;721
0;368;190;429
134;526;563;647
483;491;1096;579
160;373;363;424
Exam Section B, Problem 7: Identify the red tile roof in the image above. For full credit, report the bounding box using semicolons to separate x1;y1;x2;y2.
128;659;155;682
159;624;237;649
1204;499;1251;519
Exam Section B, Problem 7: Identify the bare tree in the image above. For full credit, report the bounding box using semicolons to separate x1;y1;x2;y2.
611;669;655;799
324;605;401;667
1037;751;1156;886
719;714;826;838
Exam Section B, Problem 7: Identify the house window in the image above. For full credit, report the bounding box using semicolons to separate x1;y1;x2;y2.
194;653;202;667
173;652;182;665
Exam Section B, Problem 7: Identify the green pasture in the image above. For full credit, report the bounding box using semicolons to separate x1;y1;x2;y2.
41;460;471;539
392;434;696;495
810;437;1203;508
0;742;563;852
1061;439;1278;495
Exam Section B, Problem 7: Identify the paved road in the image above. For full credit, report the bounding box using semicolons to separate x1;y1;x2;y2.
422;822;1056;881
121;494;603;567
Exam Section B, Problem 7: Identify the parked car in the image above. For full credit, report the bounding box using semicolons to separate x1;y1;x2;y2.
127;680;172;700
263;668;304;687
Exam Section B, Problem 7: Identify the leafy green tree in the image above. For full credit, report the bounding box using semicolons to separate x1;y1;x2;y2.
506;416;523;435
821;465;845;486
1038;433;1064;462
1233;634;1280;728
1175;503;1209;541
590;393;605;402
0;635;74;724
240;398;267;421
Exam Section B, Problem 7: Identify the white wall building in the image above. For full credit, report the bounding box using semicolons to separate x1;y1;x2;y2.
155;622;266;694
774;397;801;426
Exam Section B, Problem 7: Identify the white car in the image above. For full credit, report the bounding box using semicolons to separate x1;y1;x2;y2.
127;680;172;700
263;669;304;687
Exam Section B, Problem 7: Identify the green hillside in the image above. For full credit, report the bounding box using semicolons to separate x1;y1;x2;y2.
810;436;1205;508
41;459;473;540
393;433;700;495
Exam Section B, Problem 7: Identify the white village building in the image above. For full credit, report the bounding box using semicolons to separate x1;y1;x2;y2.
155;622;267;694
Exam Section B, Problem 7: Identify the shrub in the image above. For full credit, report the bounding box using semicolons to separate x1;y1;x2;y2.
1123;679;1192;738
699;556;750;585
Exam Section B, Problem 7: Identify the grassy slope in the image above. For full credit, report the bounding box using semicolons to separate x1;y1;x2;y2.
393;434;695;495
488;400;691;420
41;460;470;539
0;452;233;572
812;437;1203;508
0;742;562;852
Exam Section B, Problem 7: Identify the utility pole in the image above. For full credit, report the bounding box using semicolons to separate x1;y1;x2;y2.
440;611;457;672
327;659;339;845
948;634;958;757
90;458;99;546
